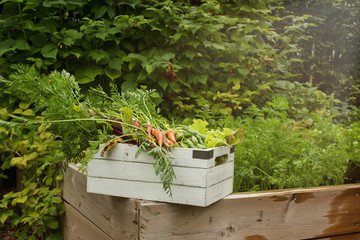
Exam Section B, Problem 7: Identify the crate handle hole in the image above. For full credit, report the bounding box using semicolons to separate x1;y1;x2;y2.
215;154;228;166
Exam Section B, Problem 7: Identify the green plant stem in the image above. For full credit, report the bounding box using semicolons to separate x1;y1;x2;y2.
17;3;27;41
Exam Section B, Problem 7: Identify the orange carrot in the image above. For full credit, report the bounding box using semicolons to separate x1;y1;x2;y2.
166;129;176;143
162;131;167;146
146;124;153;135
133;120;140;127
167;140;175;146
151;129;163;147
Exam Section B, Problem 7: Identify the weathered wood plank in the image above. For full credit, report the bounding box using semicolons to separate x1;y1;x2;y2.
139;184;360;240
62;202;113;240
60;164;139;240
87;176;233;207
309;232;360;240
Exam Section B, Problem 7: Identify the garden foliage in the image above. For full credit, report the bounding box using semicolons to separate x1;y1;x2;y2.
233;97;360;192
0;0;359;238
281;0;360;105
0;0;313;121
0;69;65;239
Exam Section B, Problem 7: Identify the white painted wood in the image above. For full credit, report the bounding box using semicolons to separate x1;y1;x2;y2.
88;159;209;187
87;143;234;206
206;178;233;206
207;161;234;187
87;176;209;206
93;143;233;169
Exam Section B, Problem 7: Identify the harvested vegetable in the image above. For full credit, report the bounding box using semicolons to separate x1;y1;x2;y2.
166;129;176;143
151;129;163;147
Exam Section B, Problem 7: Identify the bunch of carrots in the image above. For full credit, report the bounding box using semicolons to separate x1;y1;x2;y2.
146;123;177;148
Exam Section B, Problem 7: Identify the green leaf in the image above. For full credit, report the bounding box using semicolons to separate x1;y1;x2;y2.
66;29;83;40
190;119;208;134
0;39;16;56
170;32;183;44
75;65;103;84
55;174;63;181
197;75;208;85
51;196;62;204
160;52;175;62
43;0;66;7
69;48;83;59
158;78;168;90
88;49;109;63
41;44;58;59
19;102;30;110
121;80;137;92
107;7;116;19
23;152;38;162
121;41;134;52
124;0;142;8
145;64;154;75
0;210;13;224
94;6;107;19
15;39;30;50
22;109;35;116
104;67;122;80
0;213;8;224
17;195;28;203
10;157;26;168
12;108;23;114
183;49;196;60
206;137;225;148
238;68;250;76
47;220;59;229
123;72;137;82
136;69;148;82
35;58;43;68
0;108;9;120
123;53;147;67
108;57;123;71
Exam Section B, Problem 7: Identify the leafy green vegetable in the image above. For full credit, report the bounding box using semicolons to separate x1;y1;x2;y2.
190;119;209;134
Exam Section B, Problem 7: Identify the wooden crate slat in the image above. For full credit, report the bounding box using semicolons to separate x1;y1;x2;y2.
87;176;208;206
88;159;209;187
93;143;233;169
207;161;234;187
138;184;360;240
62;202;113;240
61;164;139;240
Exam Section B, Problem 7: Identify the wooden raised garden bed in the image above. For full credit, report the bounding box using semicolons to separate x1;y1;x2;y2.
60;164;360;240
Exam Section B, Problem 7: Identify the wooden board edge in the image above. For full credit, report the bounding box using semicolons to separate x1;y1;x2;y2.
62;201;113;240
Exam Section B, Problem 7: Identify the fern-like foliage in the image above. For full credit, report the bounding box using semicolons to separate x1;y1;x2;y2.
1;65;176;195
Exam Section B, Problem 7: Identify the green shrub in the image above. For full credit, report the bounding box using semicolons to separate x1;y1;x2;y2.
0;82;64;239
233;97;352;192
0;0;311;120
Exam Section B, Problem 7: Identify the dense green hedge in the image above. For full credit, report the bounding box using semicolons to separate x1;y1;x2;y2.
0;0;313;121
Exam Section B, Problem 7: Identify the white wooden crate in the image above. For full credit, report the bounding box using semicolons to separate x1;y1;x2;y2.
87;143;234;207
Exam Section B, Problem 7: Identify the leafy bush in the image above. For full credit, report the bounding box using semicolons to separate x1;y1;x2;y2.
0;0;311;121
233;97;354;192
280;0;360;105
273;80;349;121
0;71;64;239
